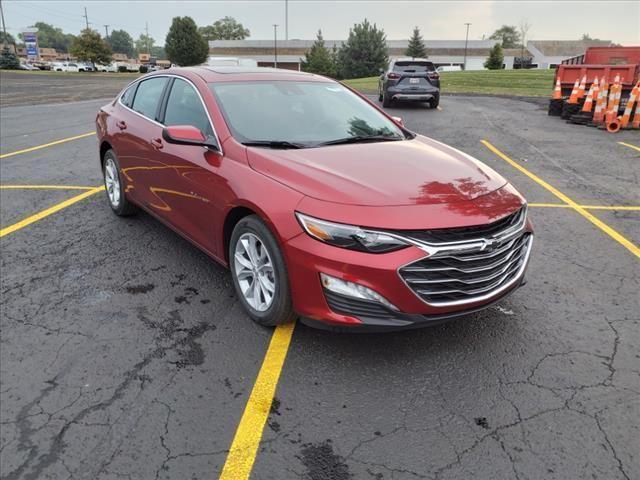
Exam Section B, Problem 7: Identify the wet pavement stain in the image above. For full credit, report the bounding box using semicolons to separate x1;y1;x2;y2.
126;283;155;294
299;440;352;480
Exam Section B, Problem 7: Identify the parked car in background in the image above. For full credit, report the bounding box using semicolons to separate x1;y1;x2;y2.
379;58;440;108
52;62;80;72
98;62;118;73
437;65;462;73
96;67;532;330
19;63;39;71
78;63;94;72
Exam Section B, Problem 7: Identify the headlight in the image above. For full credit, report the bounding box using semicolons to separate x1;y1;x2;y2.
295;212;408;253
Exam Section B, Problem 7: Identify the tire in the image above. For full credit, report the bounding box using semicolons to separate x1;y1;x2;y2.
102;149;136;216
378;88;383;102
428;95;440;109
229;215;296;327
382;92;392;108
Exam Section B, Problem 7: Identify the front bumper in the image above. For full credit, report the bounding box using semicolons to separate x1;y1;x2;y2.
283;223;532;330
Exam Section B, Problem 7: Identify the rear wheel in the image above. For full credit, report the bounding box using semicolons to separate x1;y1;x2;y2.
103;149;136;216
428;95;440;109
230;215;296;327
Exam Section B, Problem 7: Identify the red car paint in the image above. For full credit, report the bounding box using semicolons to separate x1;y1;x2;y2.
96;67;532;328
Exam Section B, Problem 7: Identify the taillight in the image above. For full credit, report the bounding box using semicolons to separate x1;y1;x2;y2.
387;72;400;80
428;72;440;80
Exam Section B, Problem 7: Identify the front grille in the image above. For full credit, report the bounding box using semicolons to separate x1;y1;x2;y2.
398;228;532;306
398;207;525;244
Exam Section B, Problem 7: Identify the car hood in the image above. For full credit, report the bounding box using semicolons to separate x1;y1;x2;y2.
246;135;507;206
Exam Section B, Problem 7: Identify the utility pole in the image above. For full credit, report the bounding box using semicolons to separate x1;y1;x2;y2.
0;0;16;54
145;21;150;54
285;0;288;41
103;25;109;39
463;22;471;71
83;7;89;30
273;24;278;68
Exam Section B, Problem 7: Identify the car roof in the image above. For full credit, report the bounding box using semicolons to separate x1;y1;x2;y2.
167;66;334;83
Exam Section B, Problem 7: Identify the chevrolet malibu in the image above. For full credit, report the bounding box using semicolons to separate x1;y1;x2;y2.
96;67;533;330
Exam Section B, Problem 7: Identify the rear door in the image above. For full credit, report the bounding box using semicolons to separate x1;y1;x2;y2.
391;61;440;91
117;76;170;208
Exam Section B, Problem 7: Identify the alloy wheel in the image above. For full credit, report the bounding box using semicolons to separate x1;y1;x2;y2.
234;232;276;312
104;157;121;208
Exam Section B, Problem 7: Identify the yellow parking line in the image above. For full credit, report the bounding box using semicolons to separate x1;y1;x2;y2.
481;140;639;259
0;186;104;238
219;322;296;480
618;142;640;153
0;131;96;159
529;203;640;211
0;185;96;190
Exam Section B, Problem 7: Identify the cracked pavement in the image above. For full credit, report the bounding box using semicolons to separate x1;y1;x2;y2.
1;83;639;479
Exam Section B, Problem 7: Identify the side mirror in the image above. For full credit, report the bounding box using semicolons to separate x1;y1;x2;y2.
162;125;219;151
391;116;404;127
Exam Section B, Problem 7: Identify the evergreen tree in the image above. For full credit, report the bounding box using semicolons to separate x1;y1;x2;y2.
0;47;21;69
301;30;336;77
69;29;112;67
165;16;209;66
484;43;504;70
337;19;388;79
405;27;427;58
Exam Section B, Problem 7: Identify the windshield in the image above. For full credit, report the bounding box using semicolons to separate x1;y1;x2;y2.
210;81;404;146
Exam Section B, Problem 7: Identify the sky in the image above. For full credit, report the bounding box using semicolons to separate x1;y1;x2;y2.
3;0;639;45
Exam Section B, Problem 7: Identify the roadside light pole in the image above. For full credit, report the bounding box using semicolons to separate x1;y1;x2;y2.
273;24;278;68
463;22;471;71
285;0;288;40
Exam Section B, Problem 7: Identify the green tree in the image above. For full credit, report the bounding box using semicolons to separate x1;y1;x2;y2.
69;29;112;67
484;43;504;69
107;29;134;57
301;30;336;77
337;19;388;79
165;16;209;66
489;25;520;48
0;46;21;69
135;33;155;55
151;45;166;60
198;16;250;41
19;22;75;52
405;27;427;58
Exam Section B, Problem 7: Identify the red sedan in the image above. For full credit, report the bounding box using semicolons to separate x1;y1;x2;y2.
96;67;533;330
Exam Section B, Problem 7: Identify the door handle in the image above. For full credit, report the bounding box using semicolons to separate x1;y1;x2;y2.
116;120;127;130
150;138;163;149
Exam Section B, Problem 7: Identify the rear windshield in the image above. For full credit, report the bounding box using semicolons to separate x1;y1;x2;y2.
393;61;435;73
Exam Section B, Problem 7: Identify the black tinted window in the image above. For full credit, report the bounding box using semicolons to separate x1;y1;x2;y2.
131;77;168;120
164;79;211;134
393;61;435;72
121;84;136;108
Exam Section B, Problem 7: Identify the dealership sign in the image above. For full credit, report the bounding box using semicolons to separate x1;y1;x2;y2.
23;31;39;60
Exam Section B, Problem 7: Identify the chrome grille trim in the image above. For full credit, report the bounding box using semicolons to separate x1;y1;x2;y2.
396;206;532;307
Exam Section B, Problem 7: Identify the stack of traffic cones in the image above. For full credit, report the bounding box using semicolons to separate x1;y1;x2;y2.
604;75;623;132
562;76;586;119
569;77;599;125
616;81;639;130
591;77;609;126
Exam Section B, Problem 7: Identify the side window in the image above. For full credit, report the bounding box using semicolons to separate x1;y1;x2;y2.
131;77;168;120
120;84;136;108
163;78;212;135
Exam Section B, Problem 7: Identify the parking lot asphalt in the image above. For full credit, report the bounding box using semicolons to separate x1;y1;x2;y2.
1;84;639;480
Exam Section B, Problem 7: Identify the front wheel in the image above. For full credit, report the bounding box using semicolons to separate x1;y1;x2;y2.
230;215;296;327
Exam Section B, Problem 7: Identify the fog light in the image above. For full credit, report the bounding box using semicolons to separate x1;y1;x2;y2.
320;273;398;311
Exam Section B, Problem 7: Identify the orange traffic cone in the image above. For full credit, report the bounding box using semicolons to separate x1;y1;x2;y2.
552;78;562;100
576;75;587;100
605;76;622;132
593;77;609;125
567;79;581;104
632;99;640;129
581;79;598;113
619;82;639;129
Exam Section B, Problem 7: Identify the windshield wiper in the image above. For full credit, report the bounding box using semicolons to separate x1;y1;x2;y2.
242;140;306;149
315;135;404;147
